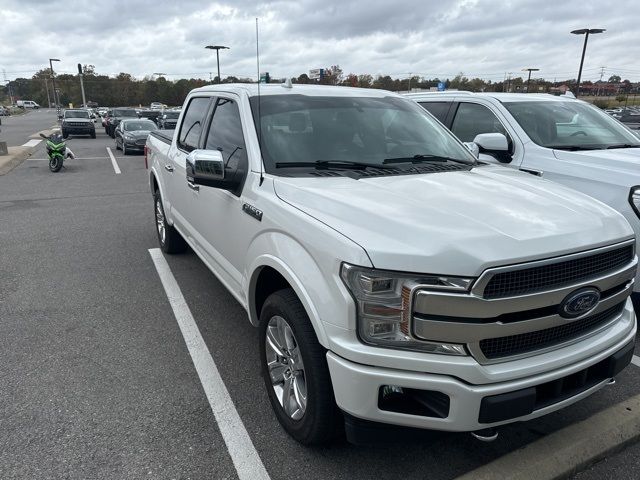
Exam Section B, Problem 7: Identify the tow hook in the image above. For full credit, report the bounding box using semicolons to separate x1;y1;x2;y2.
471;428;499;442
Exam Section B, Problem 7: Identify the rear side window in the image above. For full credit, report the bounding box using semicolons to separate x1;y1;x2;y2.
451;102;509;143
205;98;248;171
418;102;451;123
178;97;211;152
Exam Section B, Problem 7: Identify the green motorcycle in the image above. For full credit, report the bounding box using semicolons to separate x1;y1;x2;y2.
40;132;74;172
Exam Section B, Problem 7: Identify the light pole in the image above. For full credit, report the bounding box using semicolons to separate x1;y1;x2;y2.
49;58;61;117
205;45;229;84
571;28;605;97
522;68;539;93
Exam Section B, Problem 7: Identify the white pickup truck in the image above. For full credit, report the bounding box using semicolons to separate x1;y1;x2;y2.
407;92;640;309
146;84;637;445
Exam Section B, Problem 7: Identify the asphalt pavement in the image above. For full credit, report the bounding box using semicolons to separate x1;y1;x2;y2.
0;120;639;479
0;109;59;147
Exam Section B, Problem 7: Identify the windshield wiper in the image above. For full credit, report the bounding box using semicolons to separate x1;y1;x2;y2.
274;160;395;170
547;145;602;151
383;154;472;165
606;144;640;149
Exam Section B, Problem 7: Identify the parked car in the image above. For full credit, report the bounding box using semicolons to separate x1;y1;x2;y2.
106;108;138;137
408;92;640;307
157;110;180;129
0;106;9;116
146;84;637;446
16;100;40;109
619;112;640;130
61;109;96;138
150;102;165;110
102;109;112;129
138;109;161;125
114;118;157;154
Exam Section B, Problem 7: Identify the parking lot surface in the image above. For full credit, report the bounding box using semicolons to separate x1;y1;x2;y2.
1;114;639;479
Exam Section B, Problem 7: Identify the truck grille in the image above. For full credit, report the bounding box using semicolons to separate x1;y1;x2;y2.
483;245;633;299
479;302;626;360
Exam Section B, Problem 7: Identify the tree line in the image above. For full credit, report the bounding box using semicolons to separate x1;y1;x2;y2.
0;64;636;108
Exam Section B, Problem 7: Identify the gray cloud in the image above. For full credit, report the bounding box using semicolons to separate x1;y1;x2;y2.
1;0;638;83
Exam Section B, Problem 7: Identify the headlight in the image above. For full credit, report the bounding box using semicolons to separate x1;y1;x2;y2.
124;134;134;140
340;263;472;355
630;186;640;218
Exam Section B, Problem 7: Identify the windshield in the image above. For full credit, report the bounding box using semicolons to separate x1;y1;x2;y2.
64;110;90;119
123;120;157;131
249;94;475;171
164;112;179;119
503;100;640;150
114;109;138;117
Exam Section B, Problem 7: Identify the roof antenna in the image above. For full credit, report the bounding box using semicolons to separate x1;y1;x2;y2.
256;17;265;186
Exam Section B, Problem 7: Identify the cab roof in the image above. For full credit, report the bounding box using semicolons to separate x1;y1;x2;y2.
404;91;579;103
190;83;398;98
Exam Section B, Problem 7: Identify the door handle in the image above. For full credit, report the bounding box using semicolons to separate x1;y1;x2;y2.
164;164;174;172
187;181;200;192
520;167;543;177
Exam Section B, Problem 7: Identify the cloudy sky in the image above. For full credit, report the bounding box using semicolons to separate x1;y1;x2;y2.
1;0;638;83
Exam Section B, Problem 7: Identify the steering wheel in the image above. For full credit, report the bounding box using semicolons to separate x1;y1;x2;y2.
570;131;587;137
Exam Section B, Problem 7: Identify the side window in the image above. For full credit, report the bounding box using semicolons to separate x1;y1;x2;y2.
418;102;451;123
178;97;211;152
451;103;510;144
204;98;248;171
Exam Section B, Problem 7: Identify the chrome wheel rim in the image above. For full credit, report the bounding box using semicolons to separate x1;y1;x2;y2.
265;315;307;420
155;199;166;244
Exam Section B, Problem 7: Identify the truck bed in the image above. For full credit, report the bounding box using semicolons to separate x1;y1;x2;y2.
149;130;175;144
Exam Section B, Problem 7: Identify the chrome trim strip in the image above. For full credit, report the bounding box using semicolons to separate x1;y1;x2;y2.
412;261;636;319
467;306;632;365
412;281;632;343
471;239;636;297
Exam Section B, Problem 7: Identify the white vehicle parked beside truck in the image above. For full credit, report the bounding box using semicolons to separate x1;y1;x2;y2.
16;100;40;109
146;84;637;445
407;92;640;309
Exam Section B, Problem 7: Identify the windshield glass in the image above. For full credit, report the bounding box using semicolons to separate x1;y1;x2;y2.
114;109;138;117
164;112;180;119
64;110;90;119
503;100;640;149
249;94;475;171
123;120;157;131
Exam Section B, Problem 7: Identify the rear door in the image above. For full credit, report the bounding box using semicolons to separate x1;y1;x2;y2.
165;95;214;236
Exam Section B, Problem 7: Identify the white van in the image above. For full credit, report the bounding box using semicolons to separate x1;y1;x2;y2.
17;100;40;109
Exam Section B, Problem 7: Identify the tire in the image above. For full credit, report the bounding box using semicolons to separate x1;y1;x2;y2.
259;288;341;445
154;192;187;254
49;156;63;172
62;130;68;139
90;130;96;139
115;137;120;150
122;142;127;155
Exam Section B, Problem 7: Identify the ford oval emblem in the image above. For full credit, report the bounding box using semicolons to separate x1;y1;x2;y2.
559;288;600;319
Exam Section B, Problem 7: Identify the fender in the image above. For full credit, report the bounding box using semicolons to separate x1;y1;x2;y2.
244;230;364;349
149;167;175;226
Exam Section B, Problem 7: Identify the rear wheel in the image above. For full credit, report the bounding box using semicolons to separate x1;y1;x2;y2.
154;192;187;254
259;289;341;445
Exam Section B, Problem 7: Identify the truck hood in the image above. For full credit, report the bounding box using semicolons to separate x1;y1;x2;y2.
273;165;634;276
553;147;640;179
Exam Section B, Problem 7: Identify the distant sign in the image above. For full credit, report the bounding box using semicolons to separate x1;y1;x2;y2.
437;82;446;91
309;68;324;80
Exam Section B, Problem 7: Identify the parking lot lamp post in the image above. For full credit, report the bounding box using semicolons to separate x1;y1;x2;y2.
571;28;605;97
49;58;61;118
523;68;539;93
205;45;229;84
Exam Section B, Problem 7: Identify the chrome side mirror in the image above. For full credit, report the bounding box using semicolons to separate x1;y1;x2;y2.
186;149;225;183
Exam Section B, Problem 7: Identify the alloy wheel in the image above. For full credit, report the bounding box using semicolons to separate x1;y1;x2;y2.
264;315;307;420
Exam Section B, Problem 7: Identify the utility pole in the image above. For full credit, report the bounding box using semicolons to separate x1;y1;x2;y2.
44;77;52;108
77;63;87;107
49;58;61;119
596;66;606;97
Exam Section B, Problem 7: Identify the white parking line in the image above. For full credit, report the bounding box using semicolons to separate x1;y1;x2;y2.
22;139;42;147
106;147;121;174
632;355;640;367
148;248;270;480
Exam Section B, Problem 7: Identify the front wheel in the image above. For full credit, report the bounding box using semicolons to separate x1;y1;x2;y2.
122;142;127;155
115;137;120;150
154;192;187;254
49;155;63;172
90;130;96;139
259;289;341;445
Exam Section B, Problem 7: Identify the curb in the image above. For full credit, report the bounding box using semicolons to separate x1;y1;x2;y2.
455;393;640;480
29;126;60;139
0;146;31;175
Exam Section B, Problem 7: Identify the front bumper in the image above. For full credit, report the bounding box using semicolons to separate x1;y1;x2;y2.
123;139;146;150
63;124;94;134
327;316;636;432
